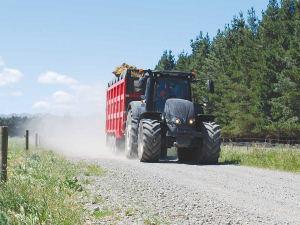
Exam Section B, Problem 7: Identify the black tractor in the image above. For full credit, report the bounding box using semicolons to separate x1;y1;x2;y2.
125;69;221;164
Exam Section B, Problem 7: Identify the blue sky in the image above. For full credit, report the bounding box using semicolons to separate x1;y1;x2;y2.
0;0;270;116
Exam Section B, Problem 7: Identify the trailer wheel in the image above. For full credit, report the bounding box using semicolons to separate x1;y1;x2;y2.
116;138;124;154
125;110;138;159
138;119;161;162
196;121;221;164
177;147;195;162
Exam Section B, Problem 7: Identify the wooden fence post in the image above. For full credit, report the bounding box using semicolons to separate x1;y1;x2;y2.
26;130;29;150
35;133;38;149
1;126;8;182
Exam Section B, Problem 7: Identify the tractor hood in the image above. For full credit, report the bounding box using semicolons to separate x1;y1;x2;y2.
164;99;195;130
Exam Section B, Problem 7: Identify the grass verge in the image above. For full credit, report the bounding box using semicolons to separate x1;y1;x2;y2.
168;145;300;173
0;138;106;224
219;145;300;173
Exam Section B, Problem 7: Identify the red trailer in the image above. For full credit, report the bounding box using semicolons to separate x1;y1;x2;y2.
106;69;142;153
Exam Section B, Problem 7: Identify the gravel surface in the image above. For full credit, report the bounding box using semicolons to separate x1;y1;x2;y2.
80;154;300;225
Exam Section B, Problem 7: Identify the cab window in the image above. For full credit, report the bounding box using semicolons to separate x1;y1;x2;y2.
154;78;190;112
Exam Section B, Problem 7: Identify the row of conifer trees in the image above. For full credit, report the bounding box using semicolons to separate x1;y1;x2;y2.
155;0;300;139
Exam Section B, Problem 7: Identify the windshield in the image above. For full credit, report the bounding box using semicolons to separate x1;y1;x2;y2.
155;78;190;113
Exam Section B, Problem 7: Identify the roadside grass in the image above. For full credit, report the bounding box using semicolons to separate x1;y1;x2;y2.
167;145;300;173
167;147;177;157
94;208;113;219
144;214;170;225
219;145;300;173
0;138;106;224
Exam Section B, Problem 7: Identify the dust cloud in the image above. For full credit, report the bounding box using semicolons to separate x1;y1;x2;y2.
31;114;120;159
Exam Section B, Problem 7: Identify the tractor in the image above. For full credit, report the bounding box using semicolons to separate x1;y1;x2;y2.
124;69;221;163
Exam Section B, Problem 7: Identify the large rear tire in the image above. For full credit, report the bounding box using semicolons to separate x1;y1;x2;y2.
138;119;161;162
196;121;221;164
125;110;138;159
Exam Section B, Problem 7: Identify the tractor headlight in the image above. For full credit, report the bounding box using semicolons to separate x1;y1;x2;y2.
189;119;194;125
171;117;181;124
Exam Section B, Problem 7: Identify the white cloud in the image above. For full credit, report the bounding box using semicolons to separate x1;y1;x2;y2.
0;57;4;67
0;92;5;96
32;91;77;110
0;68;24;86
38;71;78;85
71;83;106;103
34;69;106;114
11;91;23;97
52;91;77;105
32;101;50;109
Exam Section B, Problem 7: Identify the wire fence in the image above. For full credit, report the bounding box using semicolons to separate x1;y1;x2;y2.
222;137;300;149
1;127;42;182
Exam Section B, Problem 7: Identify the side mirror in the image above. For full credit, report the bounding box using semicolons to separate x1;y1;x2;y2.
207;79;214;93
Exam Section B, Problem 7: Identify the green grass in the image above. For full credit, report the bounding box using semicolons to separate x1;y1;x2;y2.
167;147;177;157
94;208;113;219
125;208;134;215
0;138;106;224
144;214;169;225
168;145;300;173
92;196;105;204
84;164;107;176
219;145;300;173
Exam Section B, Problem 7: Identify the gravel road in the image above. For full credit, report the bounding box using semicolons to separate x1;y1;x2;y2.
81;154;300;225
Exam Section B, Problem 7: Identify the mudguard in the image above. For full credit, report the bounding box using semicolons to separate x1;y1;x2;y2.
138;112;161;124
128;101;147;120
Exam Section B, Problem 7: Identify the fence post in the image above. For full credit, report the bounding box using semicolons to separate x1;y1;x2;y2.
1;126;8;182
35;133;38;149
26;130;29;150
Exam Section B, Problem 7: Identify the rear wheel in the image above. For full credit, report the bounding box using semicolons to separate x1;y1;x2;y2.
138;119;161;162
125;110;138;159
196;122;221;164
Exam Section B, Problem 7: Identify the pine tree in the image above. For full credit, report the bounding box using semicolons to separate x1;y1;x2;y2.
155;50;176;70
175;50;190;72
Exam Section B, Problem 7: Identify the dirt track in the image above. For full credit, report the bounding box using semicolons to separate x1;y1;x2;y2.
81;154;300;225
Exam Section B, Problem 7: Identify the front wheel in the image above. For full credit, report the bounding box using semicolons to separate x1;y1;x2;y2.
196;121;221;164
138;119;161;162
